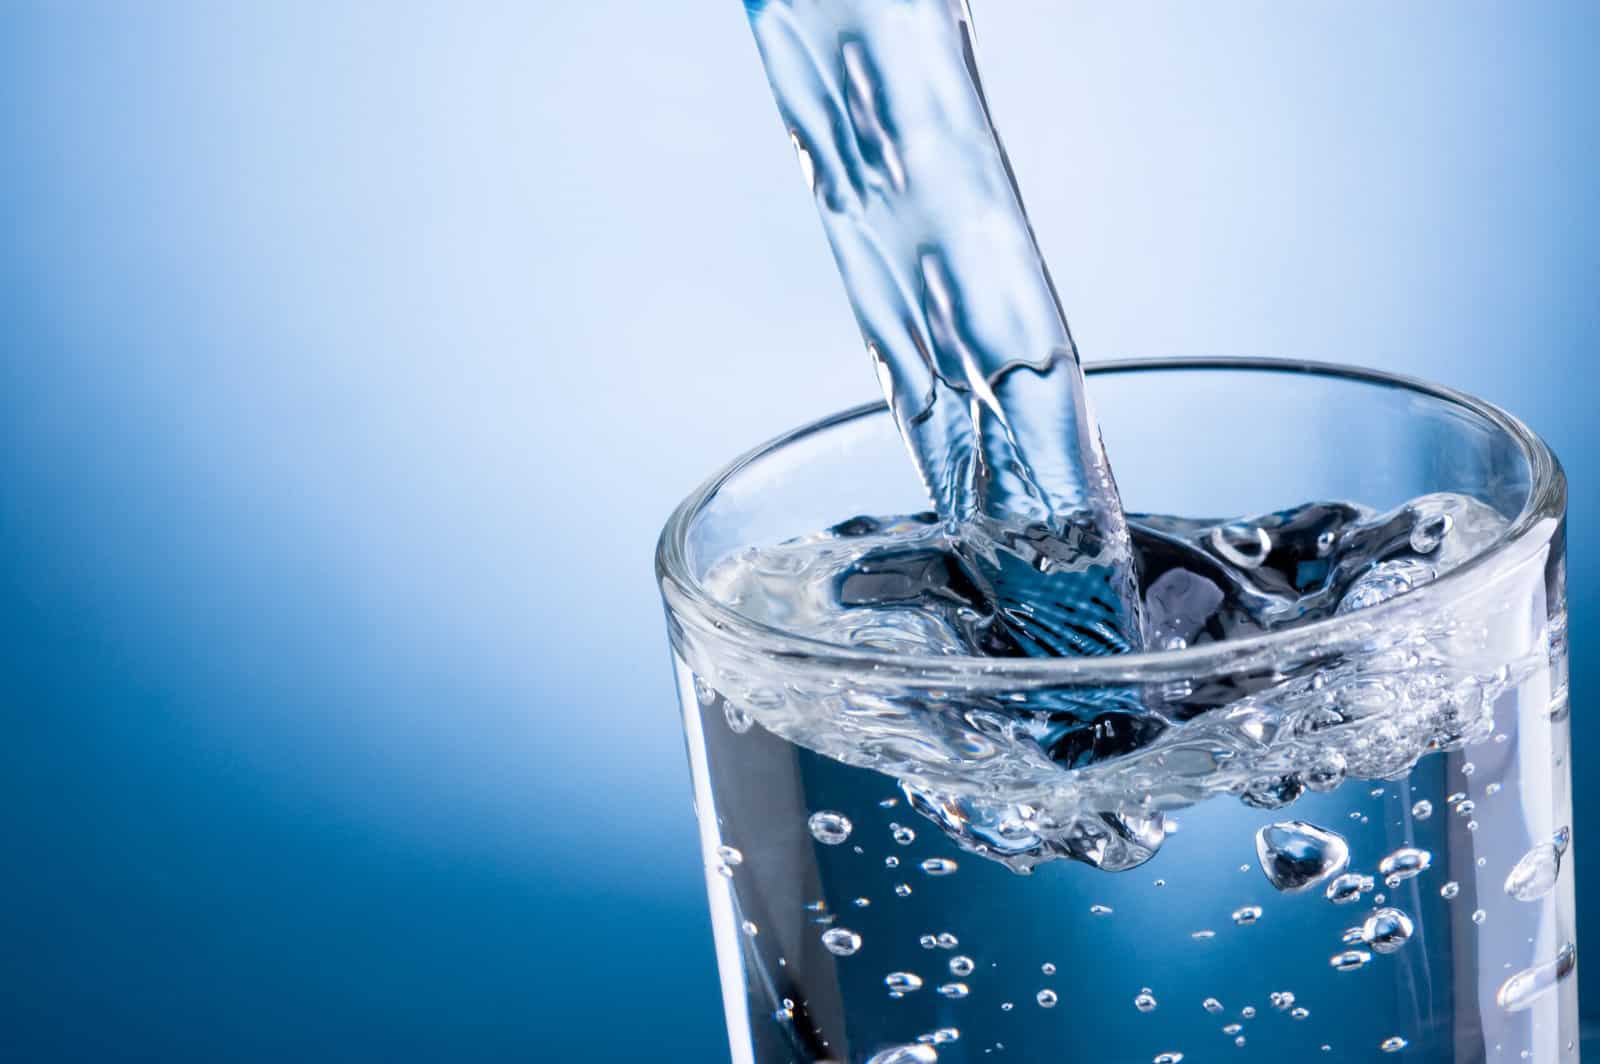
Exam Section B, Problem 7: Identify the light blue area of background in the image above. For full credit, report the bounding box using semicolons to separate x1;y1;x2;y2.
0;3;1593;1059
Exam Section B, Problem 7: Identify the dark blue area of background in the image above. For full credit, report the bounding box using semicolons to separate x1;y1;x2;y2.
0;3;1594;1060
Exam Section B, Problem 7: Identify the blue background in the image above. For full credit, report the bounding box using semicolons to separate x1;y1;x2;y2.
0;2;1593;1059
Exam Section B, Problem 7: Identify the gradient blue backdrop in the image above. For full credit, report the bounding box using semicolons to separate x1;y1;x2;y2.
0;3;1593;1060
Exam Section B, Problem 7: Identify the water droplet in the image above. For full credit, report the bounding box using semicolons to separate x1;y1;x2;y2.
1256;821;1350;893
1241;1006;1256;1019
893;825;917;846
1154;1054;1184;1064
822;927;862;956
1134;992;1158;1013
1232;905;1263;925
1412;800;1433;820
921;858;958;877
894;883;912;897
1041;962;1056;975
741;920;759;937
938;982;969;999
1381;1036;1408;1053
950;956;975;977
1191;930;1216;941
865;1045;938;1064
1378;847;1432;885
1506;832;1569;902
1472;909;1487;925
936;933;959;949
1270;991;1295;1011
1090;904;1114;916
1326;873;1376;904
885;972;924;994
808;812;853;845
1203;998;1224;1014
1036;989;1058;1008
1497;943;1577;1011
1331;950;1373;972
1292;1007;1310;1020
1363;908;1415;954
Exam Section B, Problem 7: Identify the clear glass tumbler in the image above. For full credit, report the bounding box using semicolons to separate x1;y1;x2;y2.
657;358;1571;1064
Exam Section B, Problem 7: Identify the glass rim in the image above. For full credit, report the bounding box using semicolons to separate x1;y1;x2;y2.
656;356;1565;686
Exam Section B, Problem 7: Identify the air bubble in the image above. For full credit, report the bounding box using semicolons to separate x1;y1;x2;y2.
1326;873;1375;905
1497;943;1577;1012
1292;1007;1310;1020
1154;1054;1184;1064
1041;962;1056;975
894;883;912;898
1232;905;1262;925
1412;800;1433;820
865;1045;938;1064
808;812;853;845
1191;930;1216;941
1037;989;1058;1008
938;983;969;999
822;928;862;956
893;825;917;846
1270;991;1295;1011
724;701;754;734
1134;992;1158;1013
1241;1006;1256;1019
950;956;975;977
921;858;958;877
1256;821;1350;893
1381;1036;1408;1053
1505;830;1569;902
1472;909;1487;925
1441;882;1460;899
1378;847;1432;885
741;920;759;937
885;972;924;994
1203;998;1224;1014
1090;904;1114;916
1331;950;1372;972
1362;908;1415;954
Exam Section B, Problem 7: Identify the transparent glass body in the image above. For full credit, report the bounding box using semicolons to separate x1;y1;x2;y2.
657;359;1571;1064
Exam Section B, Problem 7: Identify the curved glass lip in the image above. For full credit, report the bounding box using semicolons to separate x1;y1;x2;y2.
657;356;1565;685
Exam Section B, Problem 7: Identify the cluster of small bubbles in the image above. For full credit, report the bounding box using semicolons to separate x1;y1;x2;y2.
1041;962;1056;975
1381;1036;1409;1053
1331;950;1373;972
1134;992;1158;1013
921;858;958;876
1191;930;1216;941
1379;847;1432;886
692;676;716;706
1036;989;1058;1008
1326;873;1375;904
1203;998;1224;1014
894;883;912;898
1232;905;1262;925
892;825;917;846
1270;991;1295;1011
938;982;970;999
1412;800;1433;820
1472;909;1488;925
1292;1007;1310;1020
950;956;975;977
807;812;853;845
885;856;900;869
1240;1006;1256;1019
741;920;759;937
886;972;924;995
1090;904;1114;916
1363;908;1415;954
1441;881;1460;899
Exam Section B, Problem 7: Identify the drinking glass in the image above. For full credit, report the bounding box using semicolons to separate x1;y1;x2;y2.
657;357;1571;1064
